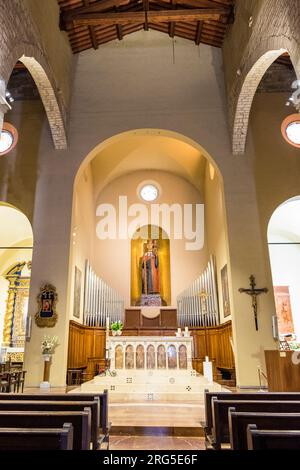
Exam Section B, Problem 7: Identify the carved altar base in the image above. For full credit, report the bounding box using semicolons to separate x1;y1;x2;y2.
75;336;222;401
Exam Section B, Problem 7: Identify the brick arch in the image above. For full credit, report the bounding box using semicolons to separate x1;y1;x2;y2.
1;43;67;150
232;48;288;155
226;0;300;156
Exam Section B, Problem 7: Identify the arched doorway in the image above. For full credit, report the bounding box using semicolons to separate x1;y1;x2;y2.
0;203;33;364
67;129;234;388
268;197;300;345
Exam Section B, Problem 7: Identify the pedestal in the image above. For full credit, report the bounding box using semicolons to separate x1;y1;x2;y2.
40;354;52;389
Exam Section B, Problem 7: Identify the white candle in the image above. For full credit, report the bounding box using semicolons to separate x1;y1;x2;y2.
106;317;109;329
185;327;188;332
178;328;182;335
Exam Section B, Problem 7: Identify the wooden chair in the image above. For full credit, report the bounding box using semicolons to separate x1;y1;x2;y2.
229;410;300;450
0;423;74;450
0;409;91;450
247;425;300;450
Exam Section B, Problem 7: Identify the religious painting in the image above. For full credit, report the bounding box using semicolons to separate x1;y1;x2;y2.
157;345;166;369
35;284;58;327
221;264;231;318
125;345;134;369
73;266;82;319
136;345;145;369
167;344;177;369
274;286;295;335
115;345;123;369
179;345;188;369
147;344;155;369
131;225;171;307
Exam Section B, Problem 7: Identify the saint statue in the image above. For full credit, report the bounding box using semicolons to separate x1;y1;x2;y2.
140;240;160;296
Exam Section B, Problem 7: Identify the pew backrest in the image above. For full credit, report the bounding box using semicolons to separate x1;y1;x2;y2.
204;391;300;435
212;399;300;449
0;409;91;450
229;410;300;450
0;391;109;434
0;400;99;450
0;423;73;450
247;424;300;450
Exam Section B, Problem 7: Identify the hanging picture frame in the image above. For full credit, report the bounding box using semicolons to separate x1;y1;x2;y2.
73;266;82;319
221;264;231;318
35;284;58;327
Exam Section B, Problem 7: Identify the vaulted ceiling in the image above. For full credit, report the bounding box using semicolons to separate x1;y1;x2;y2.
58;0;235;53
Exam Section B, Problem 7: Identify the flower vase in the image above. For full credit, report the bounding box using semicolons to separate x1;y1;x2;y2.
116;330;122;336
112;330;117;337
40;353;52;389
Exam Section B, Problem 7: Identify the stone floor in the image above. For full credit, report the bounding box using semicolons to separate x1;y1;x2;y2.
110;435;205;450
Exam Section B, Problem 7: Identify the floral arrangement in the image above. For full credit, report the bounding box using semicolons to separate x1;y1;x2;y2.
111;320;123;332
41;335;59;355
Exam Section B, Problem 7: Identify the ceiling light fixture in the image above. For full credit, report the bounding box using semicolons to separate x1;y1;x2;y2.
281;114;300;148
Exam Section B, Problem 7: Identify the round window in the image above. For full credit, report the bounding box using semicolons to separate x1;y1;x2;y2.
139;184;159;202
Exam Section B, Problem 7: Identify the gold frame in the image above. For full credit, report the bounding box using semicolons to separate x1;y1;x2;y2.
35;284;58;328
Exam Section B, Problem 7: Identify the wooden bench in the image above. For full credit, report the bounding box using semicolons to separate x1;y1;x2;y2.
204;391;300;443
0;399;99;450
247;425;300;450
212;399;300;450
0;423;73;450
0;409;91;450
229;411;300;450
0;391;110;448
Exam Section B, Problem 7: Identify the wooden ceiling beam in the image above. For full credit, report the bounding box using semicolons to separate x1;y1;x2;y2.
83;0;98;49
195;20;203;44
64;8;230;28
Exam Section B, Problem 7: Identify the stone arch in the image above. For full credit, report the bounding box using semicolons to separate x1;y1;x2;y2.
227;0;300;155
232;48;289;155
1;42;67;150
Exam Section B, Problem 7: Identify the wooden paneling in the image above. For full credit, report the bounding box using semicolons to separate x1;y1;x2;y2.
68;320;234;381
265;350;300;392
125;308;177;328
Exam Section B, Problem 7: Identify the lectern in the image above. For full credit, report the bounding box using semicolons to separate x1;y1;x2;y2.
265;350;300;392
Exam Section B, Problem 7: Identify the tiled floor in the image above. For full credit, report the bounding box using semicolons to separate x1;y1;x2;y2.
110;435;205;450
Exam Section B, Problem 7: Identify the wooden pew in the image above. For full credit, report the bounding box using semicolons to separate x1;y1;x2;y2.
212;399;300;450
0;390;110;447
229;411;300;450
0;400;99;450
247;425;300;450
0;423;73;450
0;409;91;450
204;391;300;437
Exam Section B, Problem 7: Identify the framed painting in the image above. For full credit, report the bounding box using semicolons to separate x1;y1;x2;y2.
274;286;294;336
35;284;58;327
73;266;82;319
221;264;231;318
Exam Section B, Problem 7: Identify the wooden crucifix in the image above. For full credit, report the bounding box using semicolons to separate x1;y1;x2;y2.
239;275;268;331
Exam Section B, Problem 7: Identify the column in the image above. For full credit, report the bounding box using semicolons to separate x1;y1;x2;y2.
2;279;17;347
23;149;74;387
224;160;277;388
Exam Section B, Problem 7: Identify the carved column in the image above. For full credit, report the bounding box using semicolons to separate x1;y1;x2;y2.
2;279;17;347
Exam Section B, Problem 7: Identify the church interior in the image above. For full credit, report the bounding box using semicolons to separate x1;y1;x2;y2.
0;0;300;452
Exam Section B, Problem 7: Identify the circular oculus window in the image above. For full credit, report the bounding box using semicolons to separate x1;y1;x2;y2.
0;123;18;155
139;183;159;202
281;114;300;148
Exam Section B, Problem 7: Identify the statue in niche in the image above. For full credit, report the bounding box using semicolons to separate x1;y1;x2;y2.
140;240;160;302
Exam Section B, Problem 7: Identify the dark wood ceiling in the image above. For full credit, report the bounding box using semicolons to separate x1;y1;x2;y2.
58;0;235;53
